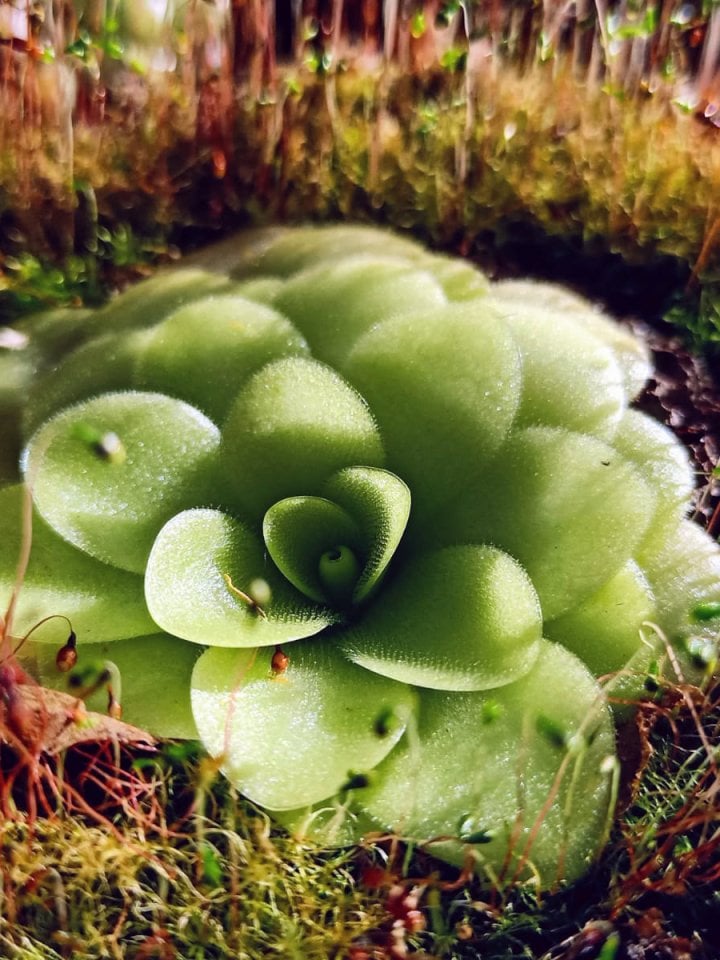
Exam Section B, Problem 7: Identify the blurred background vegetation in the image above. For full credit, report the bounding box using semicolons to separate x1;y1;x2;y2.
2;0;720;347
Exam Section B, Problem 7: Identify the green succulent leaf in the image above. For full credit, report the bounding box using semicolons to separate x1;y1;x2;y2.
272;255;447;367
341;545;542;691
441;427;655;620
180;226;284;275
263;496;364;604
0;484;155;645
190;640;417;810
487;299;626;439
24;391;221;574
357;640;616;886
417;253;489;300
23;329;154;438
638;519;720;641
12;306;95;363
80;266;239;338
0;309;93;484
611;409;694;545
239;224;485;303
145;508;334;647
134;294;310;424
490;281;651;400
220;357;385;517
545;560;656;677
573;314;652;402
323;466;411;603
229;276;286;305
342;302;521;520
226;225;430;279
27;633;200;739
263;467;411;607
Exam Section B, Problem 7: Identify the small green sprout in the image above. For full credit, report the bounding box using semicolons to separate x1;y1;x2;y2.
692;601;720;622
536;714;568;750
72;422;126;464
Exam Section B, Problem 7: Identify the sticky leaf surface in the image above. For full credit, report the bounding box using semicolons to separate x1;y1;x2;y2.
191;641;416;810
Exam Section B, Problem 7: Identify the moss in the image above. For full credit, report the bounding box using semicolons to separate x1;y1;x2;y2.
0;746;389;959
2;64;720;345
3;669;720;958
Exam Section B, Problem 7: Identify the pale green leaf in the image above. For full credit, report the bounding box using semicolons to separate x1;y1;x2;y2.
545;560;655;676
486;298;626;439
190;640;417;810
135;294;309;424
341;545;542;691
263;496;363;604
358;641;616;886
272;255;447;367
638;519;720;641
323;466;411;603
0;484;155;645
220;357;384;518
145;508;333;647
24;391;221;573
441;427;655;620
342;302;521;522
26;633;200;739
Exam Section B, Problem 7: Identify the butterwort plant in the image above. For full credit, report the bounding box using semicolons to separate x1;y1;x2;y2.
2;226;719;888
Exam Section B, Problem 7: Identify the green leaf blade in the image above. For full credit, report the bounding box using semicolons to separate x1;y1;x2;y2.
263;496;364;604
341;545;542;691
220;357;385;519
323;466;411;603
145;508;334;648
342;302;521;523
24;391;222;574
0;484;156;644
135;294;310;424
358;641;616;887
190;640;417;810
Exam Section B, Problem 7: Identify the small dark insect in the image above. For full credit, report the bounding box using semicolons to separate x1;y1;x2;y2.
340;770;373;793
271;646;289;676
374;706;396;738
55;631;78;672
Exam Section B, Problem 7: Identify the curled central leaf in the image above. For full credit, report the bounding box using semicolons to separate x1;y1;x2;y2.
318;545;361;603
145;508;336;648
263;496;364;605
263;466;411;608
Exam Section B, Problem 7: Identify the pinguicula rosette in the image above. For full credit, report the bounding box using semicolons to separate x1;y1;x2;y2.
2;226;719;889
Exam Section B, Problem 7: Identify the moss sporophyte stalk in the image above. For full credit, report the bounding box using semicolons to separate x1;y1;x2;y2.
1;225;719;889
